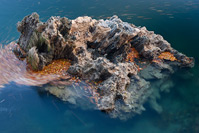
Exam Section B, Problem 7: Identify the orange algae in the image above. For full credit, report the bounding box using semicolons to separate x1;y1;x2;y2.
126;47;139;62
158;52;177;61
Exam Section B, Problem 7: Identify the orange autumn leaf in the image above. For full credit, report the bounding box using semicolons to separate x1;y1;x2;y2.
126;47;139;62
28;59;71;76
152;58;163;64
158;52;177;61
125;47;143;71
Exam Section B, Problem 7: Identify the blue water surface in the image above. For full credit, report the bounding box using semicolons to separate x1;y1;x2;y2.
0;0;199;133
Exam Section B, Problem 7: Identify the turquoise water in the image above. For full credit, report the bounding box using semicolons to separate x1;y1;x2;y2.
0;0;199;132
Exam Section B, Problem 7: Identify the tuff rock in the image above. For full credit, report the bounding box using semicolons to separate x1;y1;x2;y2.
14;13;194;120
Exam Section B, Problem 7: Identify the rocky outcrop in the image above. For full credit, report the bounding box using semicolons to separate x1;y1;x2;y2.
131;27;194;67
14;13;194;120
16;12;75;70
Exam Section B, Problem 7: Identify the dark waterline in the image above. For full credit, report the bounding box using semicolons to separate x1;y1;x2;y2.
0;0;199;132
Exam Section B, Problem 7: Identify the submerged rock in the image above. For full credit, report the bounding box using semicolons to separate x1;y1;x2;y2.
12;12;194;120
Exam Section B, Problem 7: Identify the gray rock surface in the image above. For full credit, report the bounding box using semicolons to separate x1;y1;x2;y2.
16;12;74;70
